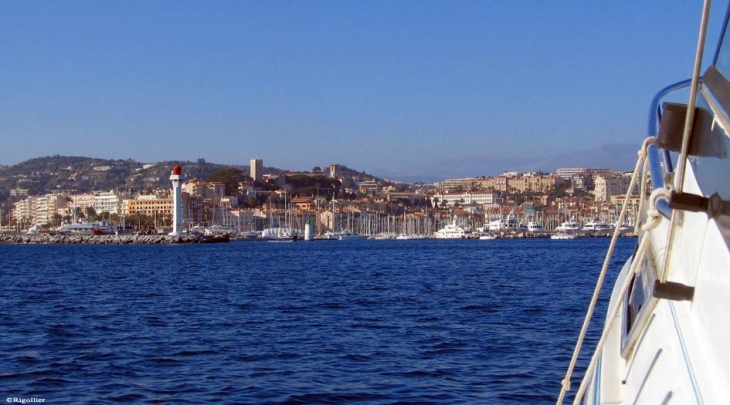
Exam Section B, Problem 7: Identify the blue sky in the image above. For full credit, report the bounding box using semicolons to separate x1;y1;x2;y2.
1;1;726;181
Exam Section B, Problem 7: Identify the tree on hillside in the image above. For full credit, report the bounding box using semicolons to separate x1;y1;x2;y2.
207;168;245;196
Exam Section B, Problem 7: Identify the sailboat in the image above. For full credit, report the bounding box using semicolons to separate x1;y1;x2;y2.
558;2;730;403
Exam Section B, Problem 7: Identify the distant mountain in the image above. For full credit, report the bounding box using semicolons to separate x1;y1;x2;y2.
383;143;641;182
528;143;639;173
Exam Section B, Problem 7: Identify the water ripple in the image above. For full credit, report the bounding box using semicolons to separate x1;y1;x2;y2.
0;239;632;404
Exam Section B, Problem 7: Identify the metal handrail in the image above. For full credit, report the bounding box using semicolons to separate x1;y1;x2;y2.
645;79;692;219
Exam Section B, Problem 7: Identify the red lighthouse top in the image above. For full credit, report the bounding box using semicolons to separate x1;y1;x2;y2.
172;164;182;175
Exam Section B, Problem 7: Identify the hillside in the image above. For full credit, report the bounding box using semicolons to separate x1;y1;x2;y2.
0;156;383;204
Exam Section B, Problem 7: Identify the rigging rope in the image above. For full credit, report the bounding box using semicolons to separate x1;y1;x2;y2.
556;137;656;404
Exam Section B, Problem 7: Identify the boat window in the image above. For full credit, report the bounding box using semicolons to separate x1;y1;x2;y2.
621;250;658;358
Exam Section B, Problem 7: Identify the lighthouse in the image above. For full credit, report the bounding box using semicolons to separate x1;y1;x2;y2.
170;164;185;236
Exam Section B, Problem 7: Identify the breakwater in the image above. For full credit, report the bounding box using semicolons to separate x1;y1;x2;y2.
0;233;229;244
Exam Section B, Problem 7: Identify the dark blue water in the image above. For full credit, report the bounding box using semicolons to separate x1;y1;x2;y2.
0;238;632;404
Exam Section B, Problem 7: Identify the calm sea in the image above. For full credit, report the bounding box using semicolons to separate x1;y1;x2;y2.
0;238;632;404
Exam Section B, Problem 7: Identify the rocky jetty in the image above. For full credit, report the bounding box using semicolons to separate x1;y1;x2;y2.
0;233;230;244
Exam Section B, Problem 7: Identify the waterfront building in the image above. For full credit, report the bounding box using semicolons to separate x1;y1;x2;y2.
70;193;96;212
34;196;49;226
11;193;69;226
12;198;33;227
124;194;173;218
94;190;129;215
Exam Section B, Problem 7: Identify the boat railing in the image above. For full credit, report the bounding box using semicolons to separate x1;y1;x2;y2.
646;79;692;220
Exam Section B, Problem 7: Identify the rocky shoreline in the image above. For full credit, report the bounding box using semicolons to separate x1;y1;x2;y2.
0;233;230;244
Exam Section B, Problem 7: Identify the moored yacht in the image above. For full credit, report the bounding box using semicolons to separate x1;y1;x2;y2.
583;219;613;232
434;220;471;239
555;217;582;232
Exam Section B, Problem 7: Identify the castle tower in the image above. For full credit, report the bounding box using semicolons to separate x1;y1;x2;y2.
170;164;185;236
250;157;263;183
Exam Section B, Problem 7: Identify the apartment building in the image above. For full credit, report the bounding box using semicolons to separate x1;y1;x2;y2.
123;194;173;217
475;176;507;192
441;178;480;192
593;174;638;202
94;191;130;215
508;174;558;193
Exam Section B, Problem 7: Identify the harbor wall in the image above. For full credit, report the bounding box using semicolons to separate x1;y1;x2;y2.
0;233;229;244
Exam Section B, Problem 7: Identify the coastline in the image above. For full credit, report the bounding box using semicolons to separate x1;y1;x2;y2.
0;233;230;244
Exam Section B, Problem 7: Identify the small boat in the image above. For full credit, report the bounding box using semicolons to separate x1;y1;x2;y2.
335;229;369;240
478;234;496;240
558;3;730;403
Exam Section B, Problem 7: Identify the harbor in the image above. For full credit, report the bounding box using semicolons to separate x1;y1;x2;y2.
0;227;635;244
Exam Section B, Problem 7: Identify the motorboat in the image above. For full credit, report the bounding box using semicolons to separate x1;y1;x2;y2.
527;221;544;232
434;220;471;239
558;3;730;403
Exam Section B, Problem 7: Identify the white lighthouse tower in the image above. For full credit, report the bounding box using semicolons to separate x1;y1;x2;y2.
170;164;185;236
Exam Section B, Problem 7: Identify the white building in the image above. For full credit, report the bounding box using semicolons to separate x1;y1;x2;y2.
94;191;126;215
431;191;499;207
12;197;33;227
70;193;96;211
